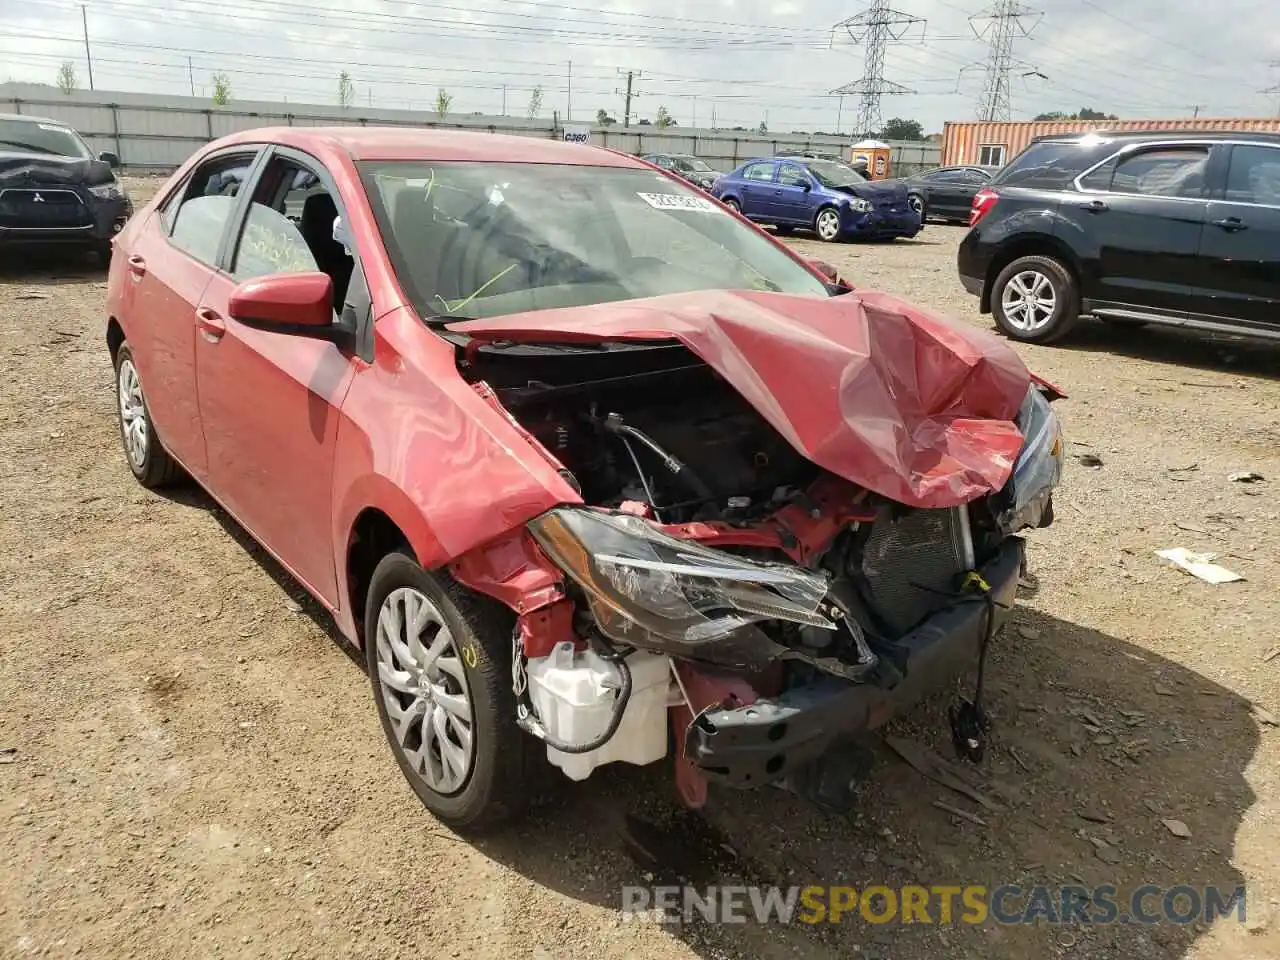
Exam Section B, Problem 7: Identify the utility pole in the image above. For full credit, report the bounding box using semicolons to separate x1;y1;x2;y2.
837;94;844;134
501;85;507;115
567;61;572;121
691;95;697;128
1189;103;1202;119
1262;61;1280;118
970;0;1041;122
829;1;925;140
617;68;640;127
81;4;95;91
187;56;195;97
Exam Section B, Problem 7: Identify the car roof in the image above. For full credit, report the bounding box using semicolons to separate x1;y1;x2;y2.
0;112;68;127
214;126;641;166
1030;129;1280;146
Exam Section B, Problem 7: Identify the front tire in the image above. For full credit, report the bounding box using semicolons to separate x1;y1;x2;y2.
365;551;534;832
722;197;741;213
113;342;183;488
814;206;842;242
991;255;1080;344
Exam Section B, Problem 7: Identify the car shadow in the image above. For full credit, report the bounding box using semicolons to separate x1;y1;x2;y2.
1058;319;1280;382
172;494;1259;959
472;606;1259;960
0;249;106;282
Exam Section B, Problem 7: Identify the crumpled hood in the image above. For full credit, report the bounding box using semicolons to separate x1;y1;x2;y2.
448;289;1032;509
0;152;111;187
832;179;907;202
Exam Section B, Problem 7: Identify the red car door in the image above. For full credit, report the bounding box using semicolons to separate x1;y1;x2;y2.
126;151;259;478
193;153;359;607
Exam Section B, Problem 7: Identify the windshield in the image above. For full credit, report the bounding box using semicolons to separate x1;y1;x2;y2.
683;157;713;171
804;158;866;188
359;161;830;321
0;118;91;159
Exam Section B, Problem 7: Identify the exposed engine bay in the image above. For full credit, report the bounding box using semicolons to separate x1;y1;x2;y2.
452;323;1063;807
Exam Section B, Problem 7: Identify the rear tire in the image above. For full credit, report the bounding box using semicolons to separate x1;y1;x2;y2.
991;255;1080;344
365;551;535;833
113;342;183;488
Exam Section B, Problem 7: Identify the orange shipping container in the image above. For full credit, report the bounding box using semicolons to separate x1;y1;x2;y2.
941;117;1280;168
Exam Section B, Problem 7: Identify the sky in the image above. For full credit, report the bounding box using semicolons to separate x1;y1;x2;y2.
1;0;1278;134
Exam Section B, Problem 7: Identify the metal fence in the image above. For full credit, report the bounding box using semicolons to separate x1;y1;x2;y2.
1;84;941;175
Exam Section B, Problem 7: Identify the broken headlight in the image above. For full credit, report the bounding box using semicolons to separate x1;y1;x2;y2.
528;507;834;653
1002;384;1064;533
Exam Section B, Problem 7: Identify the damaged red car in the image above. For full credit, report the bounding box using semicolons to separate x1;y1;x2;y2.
104;128;1065;830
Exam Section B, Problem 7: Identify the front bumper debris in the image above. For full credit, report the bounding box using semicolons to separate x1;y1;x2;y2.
682;536;1024;788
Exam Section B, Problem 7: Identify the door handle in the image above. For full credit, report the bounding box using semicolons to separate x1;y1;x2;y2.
127;255;146;277
195;307;226;343
1212;217;1247;231
1083;199;1108;213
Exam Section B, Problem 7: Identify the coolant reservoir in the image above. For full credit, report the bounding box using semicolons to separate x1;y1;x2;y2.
525;642;672;781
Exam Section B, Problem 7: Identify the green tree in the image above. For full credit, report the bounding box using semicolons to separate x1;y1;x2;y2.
435;88;453;119
880;117;924;140
654;105;676;129
527;85;544;120
595;107;616;126
757;120;768;134
56;61;77;95
1033;107;1118;121
211;72;232;106
337;71;355;108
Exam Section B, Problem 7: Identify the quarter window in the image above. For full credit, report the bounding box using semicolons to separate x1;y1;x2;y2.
1110;147;1208;199
741;162;775;182
1224;144;1280;206
166;154;255;266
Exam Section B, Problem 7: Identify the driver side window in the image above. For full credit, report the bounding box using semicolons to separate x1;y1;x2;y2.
778;164;809;187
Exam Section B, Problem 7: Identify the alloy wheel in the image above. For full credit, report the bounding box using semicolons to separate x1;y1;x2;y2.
816;209;841;241
908;194;924;216
117;357;148;468
1000;269;1057;333
374;586;475;796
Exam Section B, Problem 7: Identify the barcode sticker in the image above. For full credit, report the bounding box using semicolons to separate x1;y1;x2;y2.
637;192;719;213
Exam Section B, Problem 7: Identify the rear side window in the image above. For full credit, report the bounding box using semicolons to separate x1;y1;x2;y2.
1224;144;1280;206
165;153;256;267
992;141;1106;189
741;162;774;182
1111;147;1208;199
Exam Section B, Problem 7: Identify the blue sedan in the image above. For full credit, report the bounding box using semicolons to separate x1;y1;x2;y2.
710;156;922;242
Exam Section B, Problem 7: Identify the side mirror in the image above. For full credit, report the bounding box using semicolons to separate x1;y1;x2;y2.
98;151;120;169
229;272;337;335
808;259;853;291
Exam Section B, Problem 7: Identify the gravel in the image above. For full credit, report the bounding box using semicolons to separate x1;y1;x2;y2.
1;183;1278;959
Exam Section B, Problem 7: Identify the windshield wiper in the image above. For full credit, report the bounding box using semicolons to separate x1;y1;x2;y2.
0;140;60;155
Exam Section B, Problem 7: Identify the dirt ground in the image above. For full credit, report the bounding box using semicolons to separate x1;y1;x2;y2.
2;177;1279;960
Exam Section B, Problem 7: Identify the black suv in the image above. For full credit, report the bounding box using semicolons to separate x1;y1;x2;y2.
0;112;132;265
957;130;1280;345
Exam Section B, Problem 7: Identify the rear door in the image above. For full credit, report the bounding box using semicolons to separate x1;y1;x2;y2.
125;148;261;479
1194;142;1280;334
193;148;361;606
737;160;777;219
920;169;969;218
1065;142;1210;318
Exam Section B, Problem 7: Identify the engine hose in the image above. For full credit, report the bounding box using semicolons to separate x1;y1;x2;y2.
517;636;634;755
601;414;719;512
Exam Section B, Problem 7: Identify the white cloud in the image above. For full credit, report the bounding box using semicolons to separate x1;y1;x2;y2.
1;0;1276;133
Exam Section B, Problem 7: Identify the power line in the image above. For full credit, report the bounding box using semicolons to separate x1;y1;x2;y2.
829;0;925;138
970;0;1041;121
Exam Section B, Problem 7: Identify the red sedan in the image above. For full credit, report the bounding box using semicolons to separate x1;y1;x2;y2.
105;128;1064;831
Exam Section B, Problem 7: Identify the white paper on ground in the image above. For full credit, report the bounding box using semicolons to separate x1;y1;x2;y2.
1155;548;1245;584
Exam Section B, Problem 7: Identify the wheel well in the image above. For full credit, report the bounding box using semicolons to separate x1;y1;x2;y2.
982;236;1080;314
106;318;124;363
346;508;413;644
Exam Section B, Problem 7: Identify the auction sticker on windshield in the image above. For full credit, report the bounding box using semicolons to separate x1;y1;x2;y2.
637;192;719;213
